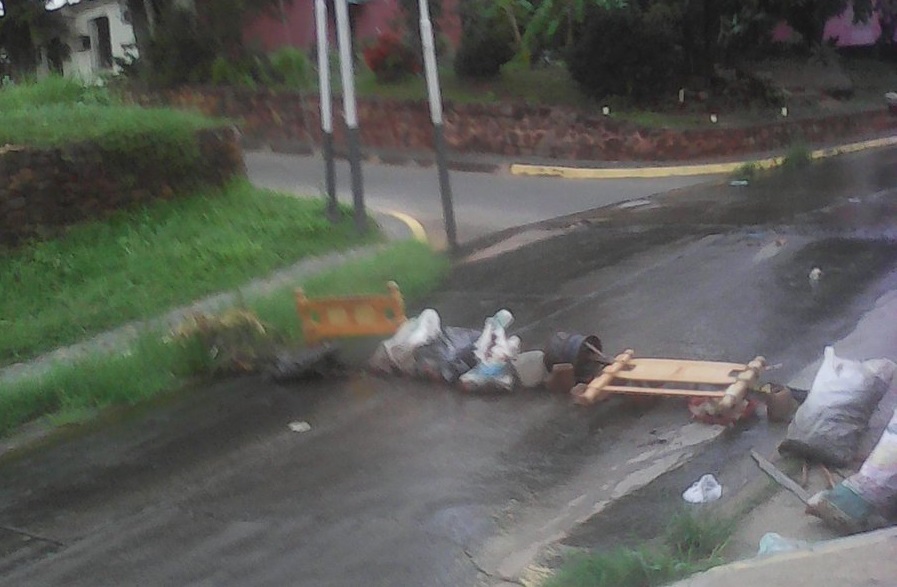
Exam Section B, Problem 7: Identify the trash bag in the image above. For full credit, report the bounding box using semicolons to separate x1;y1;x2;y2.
369;309;442;375
459;310;521;392
413;327;481;383
780;347;896;467
843;406;897;515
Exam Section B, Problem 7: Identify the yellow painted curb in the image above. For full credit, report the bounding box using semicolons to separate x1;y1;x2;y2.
379;209;429;244
510;135;897;180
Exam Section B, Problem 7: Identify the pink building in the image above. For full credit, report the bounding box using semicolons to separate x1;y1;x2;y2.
244;0;461;52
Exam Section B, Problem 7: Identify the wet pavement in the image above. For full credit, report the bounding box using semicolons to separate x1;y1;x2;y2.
3;147;897;586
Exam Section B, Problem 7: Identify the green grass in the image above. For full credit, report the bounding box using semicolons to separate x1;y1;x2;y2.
0;241;447;436
545;511;734;587
0;180;377;365
0;75;114;111
0;103;220;148
249;240;451;341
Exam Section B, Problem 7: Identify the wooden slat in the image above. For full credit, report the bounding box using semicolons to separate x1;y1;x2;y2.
613;358;746;385
602;385;727;398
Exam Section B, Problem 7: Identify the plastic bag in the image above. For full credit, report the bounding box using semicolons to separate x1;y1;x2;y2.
682;474;723;503
413;327;481;383
780;347;896;466
459;310;521;392
843;406;897;514
757;533;811;556
372;309;442;375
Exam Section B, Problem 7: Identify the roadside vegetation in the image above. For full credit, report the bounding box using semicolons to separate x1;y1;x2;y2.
0;180;375;365
0;241;448;436
545;511;736;587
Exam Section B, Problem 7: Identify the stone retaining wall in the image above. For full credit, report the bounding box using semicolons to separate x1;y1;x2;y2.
138;87;897;162
0;128;244;247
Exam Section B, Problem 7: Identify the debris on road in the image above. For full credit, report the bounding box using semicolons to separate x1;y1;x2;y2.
683;474;723;503
288;421;312;433
512;351;549;388
780;347;896;467
266;343;343;382
757;532;811;556
807;405;897;534
460;310;521;392
573;349;766;425
296;281;407;346
751;450;812;505
809;267;824;282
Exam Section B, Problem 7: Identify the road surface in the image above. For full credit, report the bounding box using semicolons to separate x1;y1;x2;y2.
3;147;897;586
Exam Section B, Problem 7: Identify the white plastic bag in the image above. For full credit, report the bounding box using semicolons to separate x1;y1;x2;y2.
843;407;897;513
757;533;811;556
780;347;896;466
377;309;442;375
682;474;722;503
460;310;521;392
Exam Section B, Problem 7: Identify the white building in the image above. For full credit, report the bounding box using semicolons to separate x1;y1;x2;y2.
38;0;137;82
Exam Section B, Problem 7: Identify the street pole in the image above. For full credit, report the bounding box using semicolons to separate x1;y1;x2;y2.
418;0;457;252
334;0;367;234
314;0;338;221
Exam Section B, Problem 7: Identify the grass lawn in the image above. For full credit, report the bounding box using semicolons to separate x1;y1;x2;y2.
0;180;378;365
0;241;448;436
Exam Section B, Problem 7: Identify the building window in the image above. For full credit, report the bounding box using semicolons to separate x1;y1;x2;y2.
92;16;114;69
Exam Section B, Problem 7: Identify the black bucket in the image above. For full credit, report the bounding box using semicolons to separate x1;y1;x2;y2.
543;332;603;381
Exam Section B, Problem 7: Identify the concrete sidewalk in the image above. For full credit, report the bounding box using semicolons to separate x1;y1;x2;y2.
673;527;897;587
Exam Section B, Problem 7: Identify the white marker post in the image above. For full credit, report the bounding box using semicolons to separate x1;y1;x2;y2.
314;0;338;220
334;0;366;233
418;0;457;251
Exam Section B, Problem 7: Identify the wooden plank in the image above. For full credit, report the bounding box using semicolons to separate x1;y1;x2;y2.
614;358;746;385
576;349;634;405
751;450;811;505
602;385;726;398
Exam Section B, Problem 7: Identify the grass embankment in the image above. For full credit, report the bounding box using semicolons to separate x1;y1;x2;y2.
0;241;448;435
0;75;219;146
0;180;376;365
545;511;735;587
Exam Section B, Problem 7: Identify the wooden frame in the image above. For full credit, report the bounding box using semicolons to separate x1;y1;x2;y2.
575;349;766;412
295;281;407;346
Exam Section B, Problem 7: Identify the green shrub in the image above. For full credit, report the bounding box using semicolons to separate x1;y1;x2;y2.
145;8;218;86
211;56;257;89
453;0;517;79
567;5;684;103
269;46;313;89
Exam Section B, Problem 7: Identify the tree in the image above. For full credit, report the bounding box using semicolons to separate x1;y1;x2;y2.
0;0;68;78
521;0;627;55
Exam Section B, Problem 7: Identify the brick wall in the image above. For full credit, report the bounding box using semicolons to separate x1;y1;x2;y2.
138;87;897;162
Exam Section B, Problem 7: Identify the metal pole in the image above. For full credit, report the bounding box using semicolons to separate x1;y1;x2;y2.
315;0;338;221
418;0;457;252
334;0;367;234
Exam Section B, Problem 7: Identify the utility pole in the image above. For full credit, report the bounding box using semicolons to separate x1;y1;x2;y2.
314;0;338;220
418;0;457;252
334;0;367;234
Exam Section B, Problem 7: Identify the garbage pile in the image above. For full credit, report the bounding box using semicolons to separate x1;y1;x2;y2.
755;346;897;536
368;308;607;393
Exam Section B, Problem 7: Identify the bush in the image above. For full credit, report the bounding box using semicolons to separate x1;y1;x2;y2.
454;0;516;79
144;8;218;87
0;75;113;111
363;31;420;83
567;6;684;103
269;47;313;89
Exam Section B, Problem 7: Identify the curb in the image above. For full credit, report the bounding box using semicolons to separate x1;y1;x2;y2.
509;135;897;180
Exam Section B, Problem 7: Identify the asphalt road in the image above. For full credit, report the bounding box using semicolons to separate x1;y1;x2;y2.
244;151;711;247
3;148;897;586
